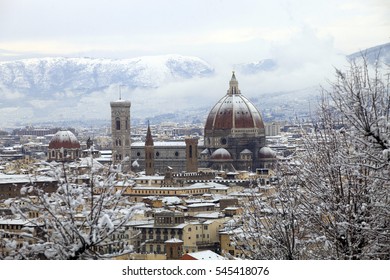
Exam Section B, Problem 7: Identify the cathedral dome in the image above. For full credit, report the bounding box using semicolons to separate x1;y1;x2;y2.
204;72;264;132
49;130;80;149
210;148;232;161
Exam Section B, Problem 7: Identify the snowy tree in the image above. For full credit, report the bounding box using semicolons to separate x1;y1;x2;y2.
1;158;145;260
232;183;307;260
234;54;390;260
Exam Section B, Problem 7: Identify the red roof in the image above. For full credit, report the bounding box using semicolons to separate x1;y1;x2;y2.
205;74;264;131
48;130;80;149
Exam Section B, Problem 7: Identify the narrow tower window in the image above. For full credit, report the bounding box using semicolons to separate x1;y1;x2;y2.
116;117;121;130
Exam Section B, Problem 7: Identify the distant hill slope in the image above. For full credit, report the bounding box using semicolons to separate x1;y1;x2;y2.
0;54;214;97
347;42;390;65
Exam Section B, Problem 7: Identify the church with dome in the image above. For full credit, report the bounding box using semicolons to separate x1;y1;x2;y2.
199;72;266;171
48;130;81;161
130;73;275;174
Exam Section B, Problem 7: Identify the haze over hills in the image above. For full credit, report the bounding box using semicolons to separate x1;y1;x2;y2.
0;55;214;125
0;42;388;127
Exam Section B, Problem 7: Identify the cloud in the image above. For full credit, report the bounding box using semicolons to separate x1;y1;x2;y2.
0;87;25;100
29;99;57;109
0;107;34;125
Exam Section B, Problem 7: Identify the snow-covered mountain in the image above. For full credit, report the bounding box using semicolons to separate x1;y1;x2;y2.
0;54;215;124
347;42;390;65
0;54;214;97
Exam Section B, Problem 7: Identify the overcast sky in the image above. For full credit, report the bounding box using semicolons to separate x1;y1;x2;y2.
0;0;389;62
0;0;389;124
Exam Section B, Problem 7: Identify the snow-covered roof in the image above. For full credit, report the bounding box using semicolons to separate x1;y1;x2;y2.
189;182;227;189
194;212;222;219
162;196;183;205
78;157;104;170
224;206;239;210
134;175;165;180
0;218;41;227
0;174;57;185
165;238;183;243
185;250;227;260
187;203;215;208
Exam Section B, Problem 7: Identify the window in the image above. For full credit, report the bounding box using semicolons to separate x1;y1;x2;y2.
115;117;121;130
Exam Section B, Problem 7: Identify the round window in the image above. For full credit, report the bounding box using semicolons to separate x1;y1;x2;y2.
156;151;160;157
220;138;227;145
136;152;141;157
175;151;179;157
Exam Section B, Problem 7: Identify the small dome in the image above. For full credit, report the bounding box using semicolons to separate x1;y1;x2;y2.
49;130;80;149
240;149;252;154
201;148;210;155
210;148;232;161
258;147;276;159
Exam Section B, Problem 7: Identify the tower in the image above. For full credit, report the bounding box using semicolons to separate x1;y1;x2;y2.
110;99;131;172
144;122;155;176
185;138;198;172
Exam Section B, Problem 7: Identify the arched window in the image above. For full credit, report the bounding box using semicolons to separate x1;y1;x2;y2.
116;117;121;130
189;145;193;158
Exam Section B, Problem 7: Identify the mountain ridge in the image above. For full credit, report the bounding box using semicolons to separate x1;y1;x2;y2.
0;54;214;96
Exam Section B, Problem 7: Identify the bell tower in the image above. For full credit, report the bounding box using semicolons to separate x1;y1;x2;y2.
185;138;198;172
144;122;155;176
110;98;131;172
